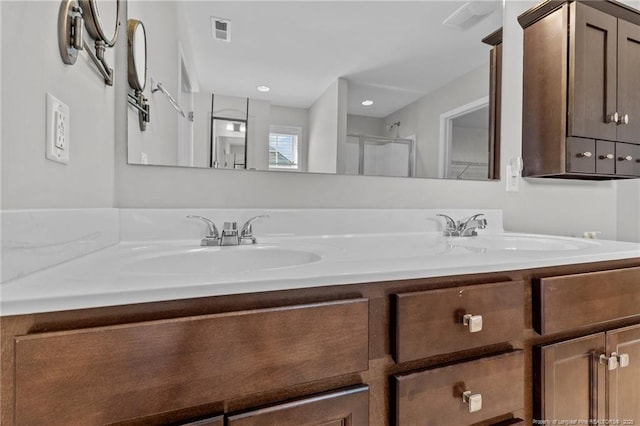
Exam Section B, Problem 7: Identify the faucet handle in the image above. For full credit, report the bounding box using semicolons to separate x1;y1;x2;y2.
239;215;269;244
186;215;220;246
437;214;459;236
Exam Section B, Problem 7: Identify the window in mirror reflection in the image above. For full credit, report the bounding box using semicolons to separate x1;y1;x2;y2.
269;126;301;171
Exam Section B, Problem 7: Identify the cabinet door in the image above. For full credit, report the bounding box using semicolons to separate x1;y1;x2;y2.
616;19;640;144
226;386;368;426
535;333;606;425
568;2;618;141
607;324;640;424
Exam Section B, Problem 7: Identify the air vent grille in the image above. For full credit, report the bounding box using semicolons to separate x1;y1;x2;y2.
211;17;231;42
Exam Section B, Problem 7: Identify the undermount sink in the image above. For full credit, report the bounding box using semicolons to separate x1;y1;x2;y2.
122;246;322;276
450;234;600;252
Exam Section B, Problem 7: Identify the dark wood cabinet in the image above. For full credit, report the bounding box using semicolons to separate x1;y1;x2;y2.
227;386;369;426
520;1;640;179
535;325;640;425
3;259;640;425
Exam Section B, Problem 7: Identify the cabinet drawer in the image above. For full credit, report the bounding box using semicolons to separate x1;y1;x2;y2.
227;386;369;426
394;351;524;426
14;298;369;425
535;266;640;334
567;137;596;173
616;142;640;176
393;281;524;363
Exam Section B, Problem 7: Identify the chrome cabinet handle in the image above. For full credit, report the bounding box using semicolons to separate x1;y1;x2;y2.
462;314;483;333
599;154;614;160
577;152;592;158
462;391;482;413
618;353;630;368
600;352;619;370
617;114;630;125
619;155;634;161
607;112;619;123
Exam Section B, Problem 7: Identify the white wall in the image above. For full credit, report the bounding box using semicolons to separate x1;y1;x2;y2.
1;1;115;209
347;115;384;138
192;92;211;168
1;1;633;242
383;64;489;179
307;79;343;174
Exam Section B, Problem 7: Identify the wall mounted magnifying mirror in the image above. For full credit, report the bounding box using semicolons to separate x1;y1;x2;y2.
127;1;503;181
58;0;120;86
80;0;120;47
127;19;150;131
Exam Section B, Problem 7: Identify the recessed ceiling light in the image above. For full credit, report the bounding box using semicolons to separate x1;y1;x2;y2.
257;85;271;92
361;100;374;106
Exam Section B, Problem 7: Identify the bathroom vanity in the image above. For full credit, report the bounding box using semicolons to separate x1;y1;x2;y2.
1;210;639;426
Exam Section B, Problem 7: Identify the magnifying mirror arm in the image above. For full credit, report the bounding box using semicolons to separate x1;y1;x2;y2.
151;82;187;118
128;91;150;131
83;39;113;86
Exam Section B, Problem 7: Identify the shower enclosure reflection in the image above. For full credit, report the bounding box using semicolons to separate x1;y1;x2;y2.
346;135;415;177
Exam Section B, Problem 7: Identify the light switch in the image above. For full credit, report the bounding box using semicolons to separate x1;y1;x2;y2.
46;93;70;164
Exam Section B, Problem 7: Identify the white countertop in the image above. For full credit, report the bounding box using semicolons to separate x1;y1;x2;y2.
2;231;639;316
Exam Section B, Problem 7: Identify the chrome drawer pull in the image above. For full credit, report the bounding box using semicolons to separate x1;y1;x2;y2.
619;155;634;161
607;112;619;123
599;154;614;160
462;391;482;413
618;353;630;368
577;151;592;158
617;113;630;125
600;352;619;370
462;314;483;333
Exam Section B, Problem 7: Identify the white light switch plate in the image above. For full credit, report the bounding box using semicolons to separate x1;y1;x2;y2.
46;93;70;164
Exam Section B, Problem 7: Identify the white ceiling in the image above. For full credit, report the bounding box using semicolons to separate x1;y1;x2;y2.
178;1;503;117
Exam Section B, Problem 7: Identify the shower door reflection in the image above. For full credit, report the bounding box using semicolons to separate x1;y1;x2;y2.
346;135;415;177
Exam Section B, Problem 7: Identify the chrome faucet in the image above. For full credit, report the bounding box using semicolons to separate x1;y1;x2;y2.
436;213;487;237
187;215;269;246
458;214;488;237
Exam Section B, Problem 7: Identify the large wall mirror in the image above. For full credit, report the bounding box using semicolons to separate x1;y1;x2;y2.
127;1;503;180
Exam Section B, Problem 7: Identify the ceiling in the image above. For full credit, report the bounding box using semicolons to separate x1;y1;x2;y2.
178;1;503;117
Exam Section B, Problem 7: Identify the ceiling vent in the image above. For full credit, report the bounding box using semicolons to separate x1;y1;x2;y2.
442;1;499;30
211;17;231;42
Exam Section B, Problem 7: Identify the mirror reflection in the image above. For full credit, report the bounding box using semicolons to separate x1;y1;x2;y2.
127;1;502;180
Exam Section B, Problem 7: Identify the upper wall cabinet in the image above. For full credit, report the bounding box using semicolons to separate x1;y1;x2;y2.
520;0;640;179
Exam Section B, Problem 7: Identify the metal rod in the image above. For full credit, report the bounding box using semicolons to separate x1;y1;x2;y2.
151;82;186;118
127;95;147;113
82;39;113;86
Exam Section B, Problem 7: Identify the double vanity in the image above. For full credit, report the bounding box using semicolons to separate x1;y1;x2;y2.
1;209;639;426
